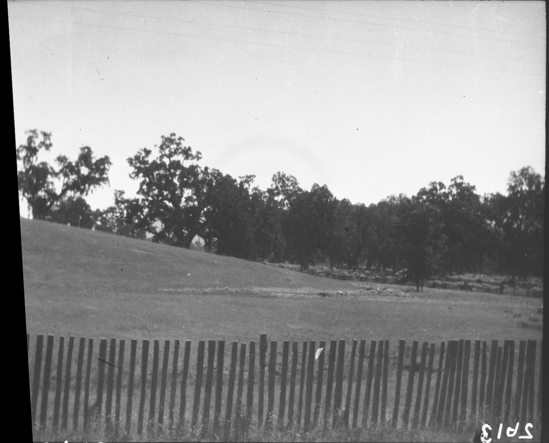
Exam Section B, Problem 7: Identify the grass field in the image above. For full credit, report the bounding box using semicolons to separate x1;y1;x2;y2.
22;219;543;442
21;218;542;344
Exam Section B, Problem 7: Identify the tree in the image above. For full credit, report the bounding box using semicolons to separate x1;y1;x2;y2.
16;129;111;219
486;167;544;281
47;196;95;228
400;199;446;291
93;190;148;239
126;133;210;248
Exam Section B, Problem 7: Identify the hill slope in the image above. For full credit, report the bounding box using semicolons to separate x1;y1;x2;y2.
20;218;357;296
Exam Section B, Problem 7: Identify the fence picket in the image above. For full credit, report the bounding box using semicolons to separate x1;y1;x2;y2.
83;338;94;432
362;340;376;427
267;341;277;429
26;334;543;440
485;340;498;420
258;334;267;425
537;340;542;421
179;341;192;434
392;340;405;428
114;339;125;440
202;340;216;434
62;336;74;431
213;340;225;437
105;338;116;436
225;342;238;440
479;341;487;420
125;339;137;437
73;337;85;431
514;340;526;422
52;336;65;432
451;339;464;426
288;341;299;428
471;340;480;423
168;340;179;434
297;341;307;428
246;340;256;430
314;340;326;428
191;341;205;432
279;341;289;430
402;340;417;429
137;339;149;436
343;339;357;428
235;342;246;439
31;334;44;427
504;340;514;424
148;340;160;435
412;342;428;429
459;340;470;428
352;340;366;429
443;341;458;427
304;341;316;431
158;340;170;435
333;339;346;428
421;343;436;428
372;340;383;426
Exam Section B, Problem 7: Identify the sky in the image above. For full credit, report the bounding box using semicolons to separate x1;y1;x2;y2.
10;1;546;217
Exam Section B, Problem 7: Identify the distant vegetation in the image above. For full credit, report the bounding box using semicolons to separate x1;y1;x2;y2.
17;130;544;285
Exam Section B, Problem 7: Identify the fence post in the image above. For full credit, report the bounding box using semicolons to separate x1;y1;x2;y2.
537;340;542;422
324;340;337;429
443;340;458;427
39;335;55;432
429;342;444;428
435;341;451;427
485;340;498;421
479;341;487;421
526;340;536;422
381;340;390;427
372;340;383;427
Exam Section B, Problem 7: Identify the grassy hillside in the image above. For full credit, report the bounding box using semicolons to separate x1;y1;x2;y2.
21;218;542;343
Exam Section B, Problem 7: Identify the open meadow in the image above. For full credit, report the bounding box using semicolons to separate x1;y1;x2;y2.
21;218;542;344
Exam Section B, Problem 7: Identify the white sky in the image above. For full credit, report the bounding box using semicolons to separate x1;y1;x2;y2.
10;1;546;215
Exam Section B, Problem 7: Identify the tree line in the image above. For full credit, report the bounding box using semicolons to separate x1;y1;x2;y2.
17;130;544;283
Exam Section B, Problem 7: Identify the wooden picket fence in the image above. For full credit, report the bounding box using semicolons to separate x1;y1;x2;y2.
27;334;542;441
